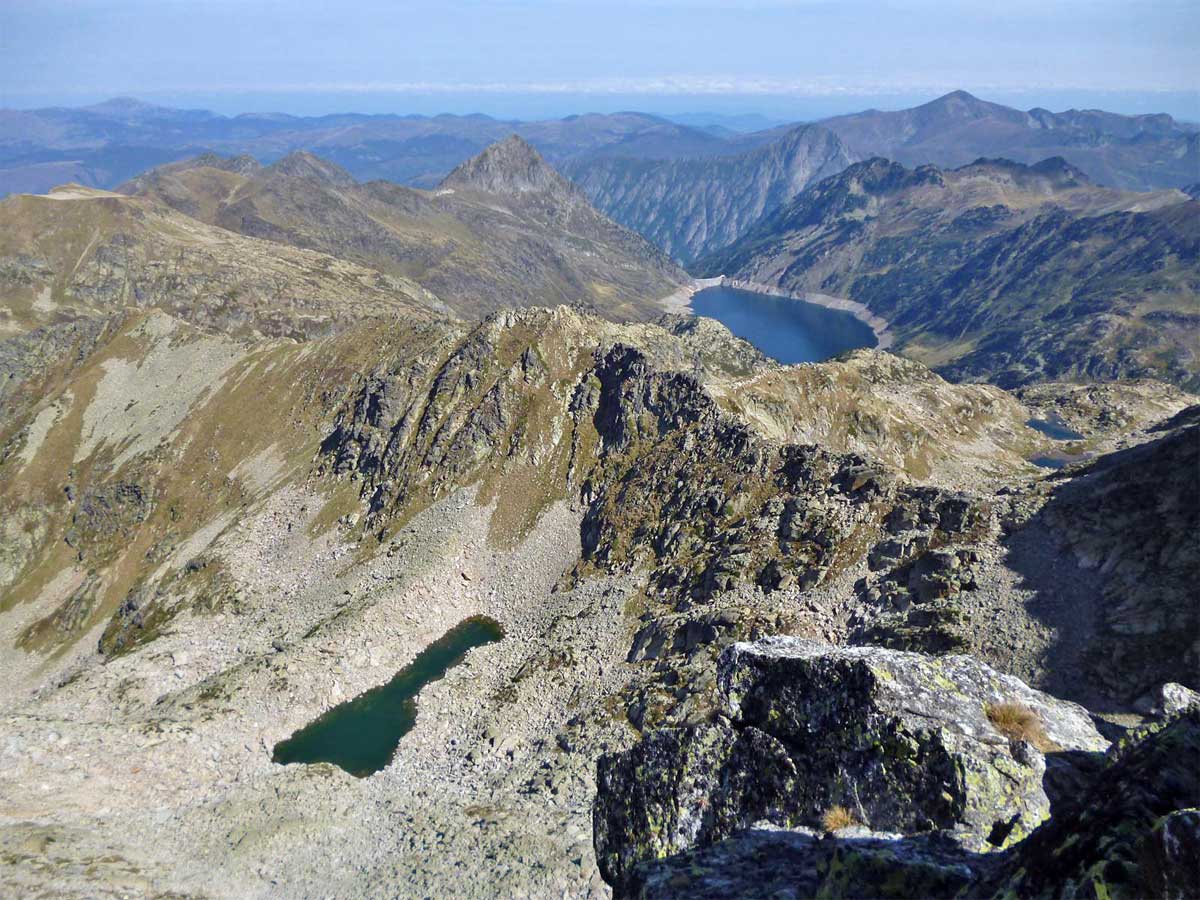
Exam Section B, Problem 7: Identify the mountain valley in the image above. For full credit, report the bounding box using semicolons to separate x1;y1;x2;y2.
563;124;856;265
0;85;1198;900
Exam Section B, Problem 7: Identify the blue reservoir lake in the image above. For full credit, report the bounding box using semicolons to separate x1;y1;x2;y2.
690;286;877;364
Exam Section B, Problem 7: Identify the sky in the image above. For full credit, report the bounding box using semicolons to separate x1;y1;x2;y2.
1;0;1197;120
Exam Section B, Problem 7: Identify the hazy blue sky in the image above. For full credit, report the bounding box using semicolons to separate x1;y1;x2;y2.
2;0;1197;119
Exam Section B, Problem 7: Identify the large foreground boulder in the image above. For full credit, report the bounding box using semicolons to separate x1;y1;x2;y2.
594;638;1107;894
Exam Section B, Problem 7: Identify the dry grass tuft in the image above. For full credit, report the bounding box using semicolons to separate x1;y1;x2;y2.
985;701;1056;751
821;805;858;833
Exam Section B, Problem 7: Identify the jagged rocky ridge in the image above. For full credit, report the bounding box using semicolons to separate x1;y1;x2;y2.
320;307;1198;712
1;303;1197;897
7;303;1187;707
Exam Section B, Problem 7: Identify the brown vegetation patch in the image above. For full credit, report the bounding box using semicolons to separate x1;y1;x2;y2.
821;805;858;833
986;701;1057;751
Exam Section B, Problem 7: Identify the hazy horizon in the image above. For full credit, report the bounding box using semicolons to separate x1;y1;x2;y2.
3;1;1198;121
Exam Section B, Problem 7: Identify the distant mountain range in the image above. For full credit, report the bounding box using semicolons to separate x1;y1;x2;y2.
697;157;1199;388
0;98;776;197
820;90;1200;192
2;91;1195;202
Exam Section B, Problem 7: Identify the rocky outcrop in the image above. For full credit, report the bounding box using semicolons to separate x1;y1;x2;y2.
596;639;1199;899
1137;682;1200;718
618;709;1200;899
594;638;1106;892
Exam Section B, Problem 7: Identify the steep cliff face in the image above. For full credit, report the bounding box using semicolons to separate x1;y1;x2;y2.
565;125;856;264
595;637;1107;892
698;158;1199;389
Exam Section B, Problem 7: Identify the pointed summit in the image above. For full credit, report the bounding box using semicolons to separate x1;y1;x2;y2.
439;135;579;199
926;89;986;107
918;90;1007;121
266;151;356;188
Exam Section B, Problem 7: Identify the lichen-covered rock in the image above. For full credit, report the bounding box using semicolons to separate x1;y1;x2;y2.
720;639;1105;846
1135;682;1200;718
593;721;799;890
594;638;1107;892
979;708;1200;899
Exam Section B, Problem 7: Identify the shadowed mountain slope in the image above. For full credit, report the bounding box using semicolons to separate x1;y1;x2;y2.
698;157;1199;389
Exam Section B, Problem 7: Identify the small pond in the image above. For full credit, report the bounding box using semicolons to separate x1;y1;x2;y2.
690;286;877;364
1031;452;1091;470
272;616;503;777
1026;417;1085;441
1031;455;1071;470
